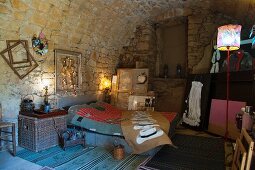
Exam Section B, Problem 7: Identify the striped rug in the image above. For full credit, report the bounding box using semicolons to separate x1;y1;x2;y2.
17;145;147;170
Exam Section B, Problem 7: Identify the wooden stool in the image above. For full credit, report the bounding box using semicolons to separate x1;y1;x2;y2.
0;122;16;156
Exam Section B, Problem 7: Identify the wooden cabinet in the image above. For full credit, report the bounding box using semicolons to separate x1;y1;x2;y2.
111;68;149;110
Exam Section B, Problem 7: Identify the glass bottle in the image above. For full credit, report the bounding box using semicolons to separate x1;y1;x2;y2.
163;64;168;78
176;64;182;78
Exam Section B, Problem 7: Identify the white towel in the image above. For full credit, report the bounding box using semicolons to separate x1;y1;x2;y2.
183;81;203;126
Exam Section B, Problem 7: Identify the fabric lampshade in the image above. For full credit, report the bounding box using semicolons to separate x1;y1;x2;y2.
217;24;242;51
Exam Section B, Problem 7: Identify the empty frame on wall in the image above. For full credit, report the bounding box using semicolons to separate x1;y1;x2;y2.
0;40;38;79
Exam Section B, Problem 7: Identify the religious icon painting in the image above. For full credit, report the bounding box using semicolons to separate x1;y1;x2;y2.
54;49;82;95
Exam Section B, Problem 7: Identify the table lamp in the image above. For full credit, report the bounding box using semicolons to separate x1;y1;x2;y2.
100;77;111;103
42;79;50;113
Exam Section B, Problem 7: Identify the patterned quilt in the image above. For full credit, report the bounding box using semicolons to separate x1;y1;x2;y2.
77;102;122;124
69;102;177;137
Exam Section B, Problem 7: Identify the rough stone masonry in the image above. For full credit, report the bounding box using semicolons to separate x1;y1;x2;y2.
0;0;250;122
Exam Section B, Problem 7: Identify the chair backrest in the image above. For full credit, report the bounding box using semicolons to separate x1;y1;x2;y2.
240;128;254;170
0;103;2;121
232;128;254;170
232;138;247;170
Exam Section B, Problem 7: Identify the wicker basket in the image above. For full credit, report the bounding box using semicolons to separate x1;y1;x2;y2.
18;115;67;152
113;145;125;160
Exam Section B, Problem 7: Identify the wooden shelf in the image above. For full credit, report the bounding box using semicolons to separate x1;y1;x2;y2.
152;77;186;81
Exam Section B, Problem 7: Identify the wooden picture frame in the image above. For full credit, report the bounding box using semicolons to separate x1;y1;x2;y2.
54;49;82;94
6;40;32;65
0;40;38;79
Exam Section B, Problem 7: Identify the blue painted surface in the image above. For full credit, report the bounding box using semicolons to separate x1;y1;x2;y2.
16;145;147;170
0;148;42;170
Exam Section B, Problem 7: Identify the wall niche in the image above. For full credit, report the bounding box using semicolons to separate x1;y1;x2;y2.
155;17;187;79
150;17;187;113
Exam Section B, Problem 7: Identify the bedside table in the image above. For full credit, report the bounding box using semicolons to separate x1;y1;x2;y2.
18;110;67;152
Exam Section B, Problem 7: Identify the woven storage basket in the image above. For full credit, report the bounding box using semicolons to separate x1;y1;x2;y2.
18;115;67;152
113;145;125;160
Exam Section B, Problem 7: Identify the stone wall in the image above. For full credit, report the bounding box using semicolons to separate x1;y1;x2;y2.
0;0;149;120
188;11;237;73
118;8;239;113
118;22;157;78
0;0;251;119
119;8;240;75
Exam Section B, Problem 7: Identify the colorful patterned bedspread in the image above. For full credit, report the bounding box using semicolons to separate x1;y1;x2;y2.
76;102;122;124
77;102;176;124
70;102;178;136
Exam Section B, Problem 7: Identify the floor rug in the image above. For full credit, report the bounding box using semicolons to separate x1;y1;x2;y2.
17;145;147;170
139;134;225;170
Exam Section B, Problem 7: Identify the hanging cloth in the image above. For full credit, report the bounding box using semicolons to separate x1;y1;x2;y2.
210;50;221;73
183;81;203;126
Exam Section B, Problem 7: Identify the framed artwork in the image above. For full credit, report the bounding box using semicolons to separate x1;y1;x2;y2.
54;49;82;95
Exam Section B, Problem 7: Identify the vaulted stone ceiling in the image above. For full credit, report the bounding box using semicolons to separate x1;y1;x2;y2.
0;0;254;118
1;0;254;52
211;0;255;27
56;0;191;49
64;0;255;50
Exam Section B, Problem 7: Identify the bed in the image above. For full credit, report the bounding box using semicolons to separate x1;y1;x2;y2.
60;96;180;154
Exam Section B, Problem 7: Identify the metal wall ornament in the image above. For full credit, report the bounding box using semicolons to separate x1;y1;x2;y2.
0;40;38;79
32;32;48;55
54;49;82;95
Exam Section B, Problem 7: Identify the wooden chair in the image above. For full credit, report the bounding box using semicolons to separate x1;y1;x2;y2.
0;122;16;156
232;138;247;170
232;128;254;170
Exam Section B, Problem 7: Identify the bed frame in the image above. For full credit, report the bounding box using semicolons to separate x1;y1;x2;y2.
58;95;180;155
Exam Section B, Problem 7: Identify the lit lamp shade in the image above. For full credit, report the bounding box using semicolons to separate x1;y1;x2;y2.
100;77;111;90
217;24;242;51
